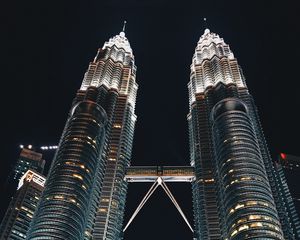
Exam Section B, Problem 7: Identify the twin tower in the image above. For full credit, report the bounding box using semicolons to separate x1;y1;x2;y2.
27;28;300;239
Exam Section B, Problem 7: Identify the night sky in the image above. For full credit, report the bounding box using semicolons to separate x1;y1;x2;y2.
1;1;300;239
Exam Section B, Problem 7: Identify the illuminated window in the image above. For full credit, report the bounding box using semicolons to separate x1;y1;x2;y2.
204;178;214;183
79;164;85;169
73;174;83;180
249;215;261;220
246;201;257;206
238;224;249;231
237;218;247;224
250;222;263;228
231;230;238;237
235;203;244;210
99;208;107;212
54;195;64;200
240;177;251;181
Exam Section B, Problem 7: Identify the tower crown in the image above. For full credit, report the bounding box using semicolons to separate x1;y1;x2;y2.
188;29;246;107
193;29;234;65
103;31;132;54
80;29;137;109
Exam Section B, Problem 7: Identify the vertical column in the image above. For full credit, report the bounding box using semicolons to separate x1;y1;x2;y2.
211;98;284;240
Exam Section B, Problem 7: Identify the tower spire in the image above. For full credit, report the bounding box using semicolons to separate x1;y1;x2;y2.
203;17;210;34
120;20;127;37
122;20;127;33
93;48;100;63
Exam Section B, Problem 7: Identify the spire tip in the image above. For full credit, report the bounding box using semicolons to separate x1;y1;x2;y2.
122;20;127;33
203;17;210;34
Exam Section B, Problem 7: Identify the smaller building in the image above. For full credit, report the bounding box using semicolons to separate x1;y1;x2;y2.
275;153;300;238
14;148;45;182
278;153;300;210
0;170;46;239
278;153;300;170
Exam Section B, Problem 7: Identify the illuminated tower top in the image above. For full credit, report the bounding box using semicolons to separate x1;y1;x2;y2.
80;25;137;109
188;29;247;106
102;31;132;55
193;29;234;61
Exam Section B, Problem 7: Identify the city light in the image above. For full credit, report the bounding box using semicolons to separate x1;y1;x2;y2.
19;144;58;151
280;153;287;160
17;170;46;190
40;145;58;150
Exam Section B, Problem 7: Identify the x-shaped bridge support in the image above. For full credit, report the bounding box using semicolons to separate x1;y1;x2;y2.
123;177;194;233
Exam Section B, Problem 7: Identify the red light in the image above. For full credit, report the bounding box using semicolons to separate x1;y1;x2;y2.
280;153;287;160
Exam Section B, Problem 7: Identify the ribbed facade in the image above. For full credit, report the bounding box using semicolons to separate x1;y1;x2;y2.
187;29;295;239
212;99;283;239
27;87;107;239
83;32;137;240
27;30;137;240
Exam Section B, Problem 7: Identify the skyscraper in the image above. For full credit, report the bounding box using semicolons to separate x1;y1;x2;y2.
27;27;137;240
23;26;299;240
14;148;45;182
278;153;300;171
0;170;46;239
84;30;137;240
187;29;299;239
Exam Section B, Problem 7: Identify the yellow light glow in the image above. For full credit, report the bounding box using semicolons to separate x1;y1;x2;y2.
73;174;83;180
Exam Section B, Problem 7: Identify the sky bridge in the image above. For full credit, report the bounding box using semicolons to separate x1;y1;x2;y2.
124;166;195;183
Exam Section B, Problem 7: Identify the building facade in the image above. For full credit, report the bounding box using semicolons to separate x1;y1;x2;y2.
0;170;46;239
187;29;299;239
27;30;137;240
86;32;137;240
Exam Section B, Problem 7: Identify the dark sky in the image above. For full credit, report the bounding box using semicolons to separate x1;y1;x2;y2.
1;0;300;239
